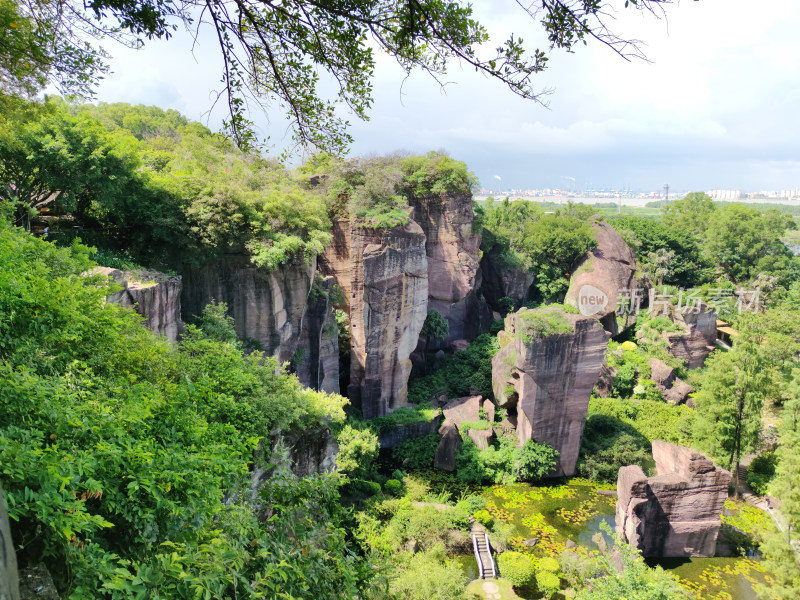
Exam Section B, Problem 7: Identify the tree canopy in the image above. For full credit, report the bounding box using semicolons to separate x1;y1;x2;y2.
4;0;670;151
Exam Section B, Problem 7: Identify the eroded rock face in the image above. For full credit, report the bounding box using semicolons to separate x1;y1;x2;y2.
615;441;731;558
492;307;609;476
182;254;315;362
411;194;487;343
295;275;339;394
319;219;428;418
565;220;642;336
442;395;483;428
94;267;183;342
479;245;535;311
664;304;718;369
434;420;462;472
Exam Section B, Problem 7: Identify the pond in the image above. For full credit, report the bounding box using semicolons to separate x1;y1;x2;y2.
473;479;768;600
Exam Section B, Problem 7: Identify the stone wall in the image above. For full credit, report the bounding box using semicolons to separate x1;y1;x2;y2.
615;440;731;557
491;307;608;476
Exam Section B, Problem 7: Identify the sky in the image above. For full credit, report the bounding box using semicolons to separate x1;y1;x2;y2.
89;0;800;193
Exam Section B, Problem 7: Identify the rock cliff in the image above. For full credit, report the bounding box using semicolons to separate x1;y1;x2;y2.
94;267;183;342
492;307;609;476
294;275;340;394
411;193;488;343
565;220;642;336
181;254;314;363
479;245;535;312
616;441;731;557
319;219;428;418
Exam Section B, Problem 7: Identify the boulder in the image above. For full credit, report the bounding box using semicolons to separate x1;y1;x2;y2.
565;220;642;336
434;420;462;472
181;254;314;362
468;428;493;450
483;399;496;423
18;564;59;600
615;441;731;557
93;267;183;342
411;193;490;344
491;307;609;476
319;219;429;418
648;358;693;405
442;395;482;428
450;339;470;352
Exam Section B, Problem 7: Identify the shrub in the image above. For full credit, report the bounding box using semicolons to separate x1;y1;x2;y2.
748;451;778;496
344;479;382;497
335;422;380;479
536;571;561;597
515;440;559;482
384;479;403;496
498;551;536;587
517;308;574;342
473;509;494;528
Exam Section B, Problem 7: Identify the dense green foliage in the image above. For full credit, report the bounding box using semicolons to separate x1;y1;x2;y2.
497;551;536;587
658;193;799;286
393;434;441;470
610;215;711;287
456;436;558;484
481;199;597;302
578;415;651;482
748;451;778;497
0;223;385;598
408;333;499;404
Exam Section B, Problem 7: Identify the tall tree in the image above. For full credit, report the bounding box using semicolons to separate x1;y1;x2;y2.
661;191;716;240
693;344;771;497
6;0;670;151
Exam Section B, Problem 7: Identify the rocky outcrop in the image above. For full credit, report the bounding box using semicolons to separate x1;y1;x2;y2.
649;358;693;405
442;395;483;428
411;194;488;344
319;219;428;418
664;304;717;369
616;441;731;558
1;484;20;600
565;220;642;336
434;420;462;472
294;276;339;394
94;267;183;342
492;307;609;476
182;254;315;362
479;245;535;311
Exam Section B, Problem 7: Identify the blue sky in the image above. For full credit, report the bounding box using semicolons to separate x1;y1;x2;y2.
90;0;800;192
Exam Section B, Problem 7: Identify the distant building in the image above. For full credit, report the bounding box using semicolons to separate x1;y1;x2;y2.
707;189;742;201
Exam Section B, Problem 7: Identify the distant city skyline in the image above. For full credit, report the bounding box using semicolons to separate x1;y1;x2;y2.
84;0;800;191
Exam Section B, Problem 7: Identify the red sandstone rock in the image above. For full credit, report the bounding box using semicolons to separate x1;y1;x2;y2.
491;307;609;476
468;428;493;450
442;395;483;428
648;358;692;405
434;420;462;472
319;219;428;417
450;339;470;352
480;246;535;312
412;193;488;343
565;220;642;336
615;441;731;557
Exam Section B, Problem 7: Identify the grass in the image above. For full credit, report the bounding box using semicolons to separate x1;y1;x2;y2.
465;577;530;599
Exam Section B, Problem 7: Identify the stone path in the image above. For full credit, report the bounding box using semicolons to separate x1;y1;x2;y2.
481;581;501;599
